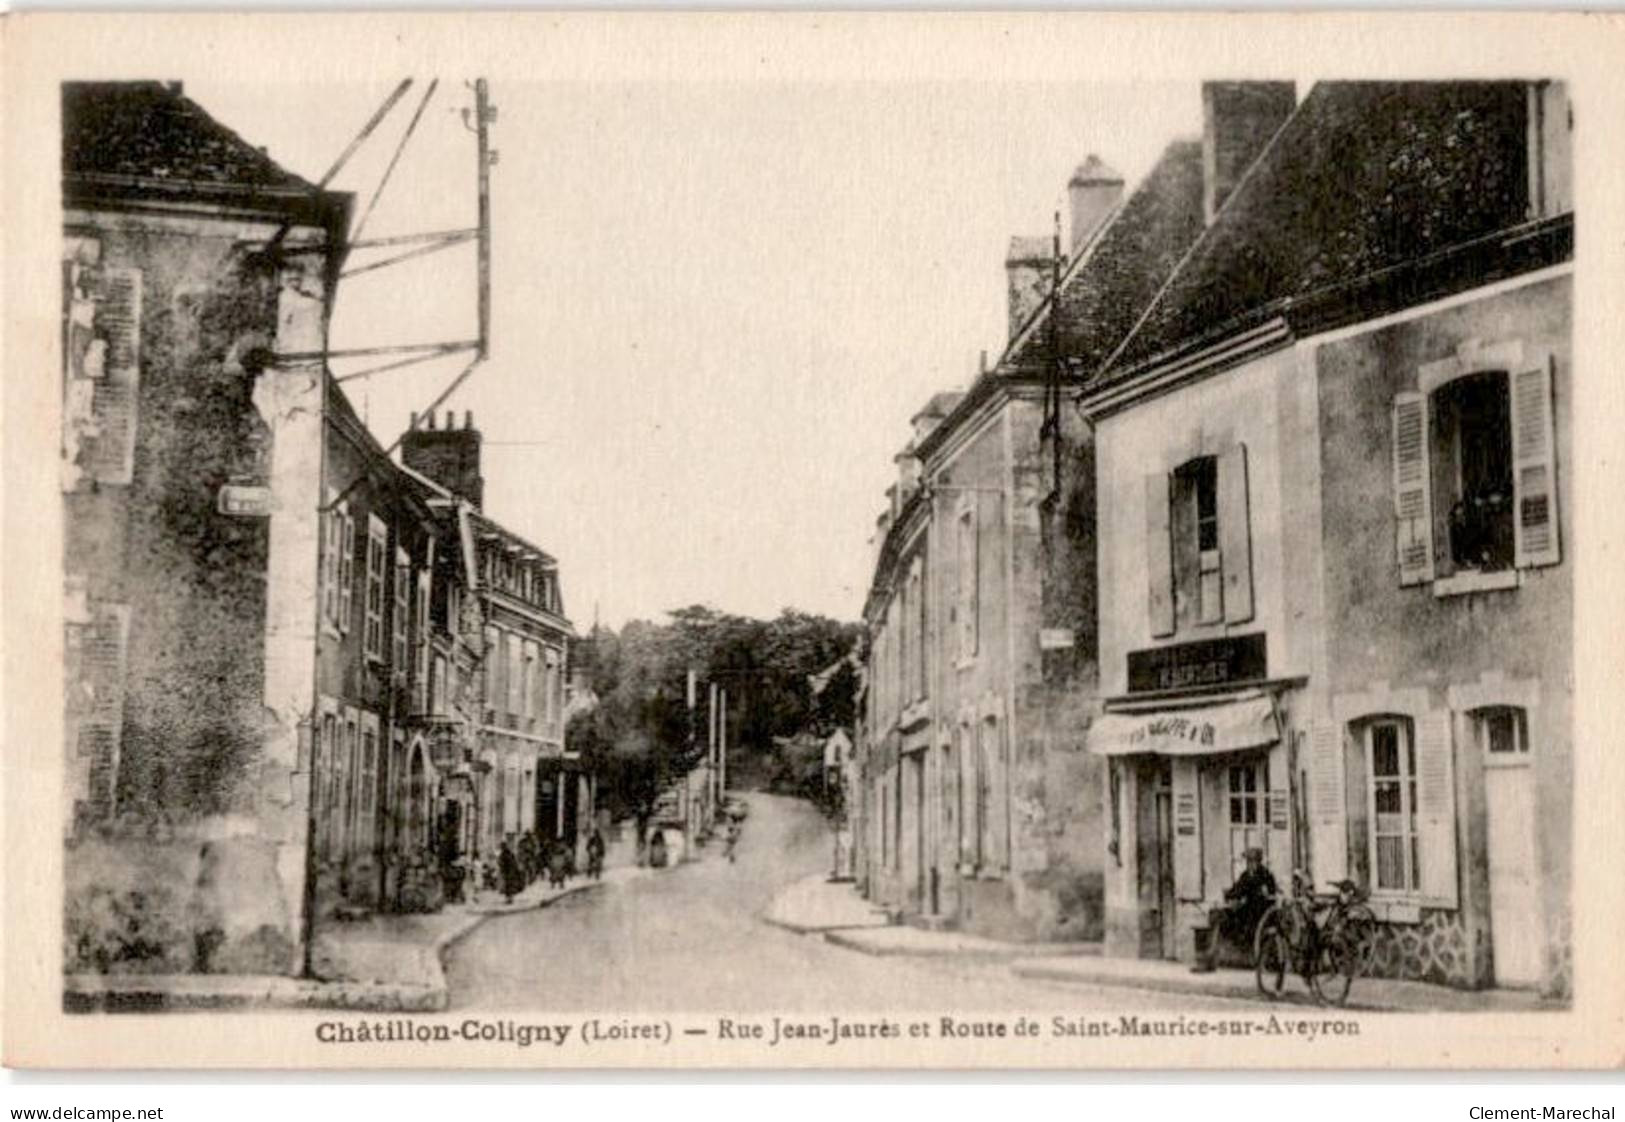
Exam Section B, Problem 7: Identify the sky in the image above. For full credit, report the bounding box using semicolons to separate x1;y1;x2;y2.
188;78;1203;628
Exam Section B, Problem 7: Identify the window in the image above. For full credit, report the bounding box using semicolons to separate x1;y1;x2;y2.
338;509;355;635
431;654;448;716
506;633;523;718
484;626;502;720
1436;372;1515;572
318;713;337;857
323;501;355;634
393;549;410;673
1173;457;1223;625
339;714;359;855
1146;444;1252;637
1478;706;1529;759
1365;718;1419;894
1226;761;1266;880
908;561;927;701
523;641;539;727
956;503;978;661
358;721;378;851
1395;352;1559;586
364;517;387;659
414;571;431;713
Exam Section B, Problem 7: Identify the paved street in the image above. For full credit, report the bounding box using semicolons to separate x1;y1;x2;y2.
444;793;1255;1012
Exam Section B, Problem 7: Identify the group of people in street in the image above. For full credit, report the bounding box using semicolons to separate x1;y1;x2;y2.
491;827;607;904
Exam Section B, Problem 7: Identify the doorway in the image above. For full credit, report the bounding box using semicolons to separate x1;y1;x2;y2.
1481;708;1541;987
1151;761;1178;960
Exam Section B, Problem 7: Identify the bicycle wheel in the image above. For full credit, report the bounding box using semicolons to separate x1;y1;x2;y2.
1254;909;1290;1000
1311;935;1357;1005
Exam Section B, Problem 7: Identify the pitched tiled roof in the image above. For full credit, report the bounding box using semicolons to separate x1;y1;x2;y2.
63;81;316;192
1105;82;1533;375
1004;138;1206;374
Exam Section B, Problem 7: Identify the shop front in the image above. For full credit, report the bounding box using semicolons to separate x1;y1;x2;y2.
1096;669;1303;965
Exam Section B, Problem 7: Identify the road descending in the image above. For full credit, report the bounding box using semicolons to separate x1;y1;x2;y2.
444;791;1252;1013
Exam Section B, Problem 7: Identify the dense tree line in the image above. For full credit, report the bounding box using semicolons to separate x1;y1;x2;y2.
566;605;862;825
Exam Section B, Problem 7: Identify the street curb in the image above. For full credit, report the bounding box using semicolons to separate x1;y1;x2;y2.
760;912;890;936
62;873;629;1014
1009;960;1402;1011
824;929;1103;962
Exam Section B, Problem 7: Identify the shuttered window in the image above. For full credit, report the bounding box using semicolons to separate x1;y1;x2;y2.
1392;393;1435;586
62;259;143;488
393;549;410;673
364;517;387;659
956;503;978;660
338;510;355;635
1396;354;1560;585
1217;444;1254;623
1145;473;1175;637
68;602;130;820
1150;444;1254;635
1511;359;1560;568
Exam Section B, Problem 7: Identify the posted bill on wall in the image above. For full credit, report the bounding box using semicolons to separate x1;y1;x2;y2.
5;9;1625;1070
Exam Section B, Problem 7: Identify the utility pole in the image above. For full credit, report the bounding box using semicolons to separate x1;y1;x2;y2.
719;688;728;796
474;78;495;360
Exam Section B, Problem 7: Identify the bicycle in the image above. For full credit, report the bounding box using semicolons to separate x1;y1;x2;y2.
1254;871;1376;1006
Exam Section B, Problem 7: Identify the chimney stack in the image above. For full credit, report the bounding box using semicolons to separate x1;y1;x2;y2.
1005;236;1056;340
402;411;484;508
1067;155;1124;255
1201;81;1297;224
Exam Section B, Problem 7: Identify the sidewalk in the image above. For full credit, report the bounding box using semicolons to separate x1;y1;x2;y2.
65;866;642;1013
1012;955;1566;1013
763;873;1097;960
762;873;891;933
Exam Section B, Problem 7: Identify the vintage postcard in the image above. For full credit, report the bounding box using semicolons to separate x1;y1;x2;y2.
4;10;1625;1070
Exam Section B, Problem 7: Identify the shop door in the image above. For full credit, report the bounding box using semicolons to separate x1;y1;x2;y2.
1484;713;1540;986
1152;764;1178;960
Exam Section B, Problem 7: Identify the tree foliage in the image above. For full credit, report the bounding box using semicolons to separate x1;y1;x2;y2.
567;605;862;820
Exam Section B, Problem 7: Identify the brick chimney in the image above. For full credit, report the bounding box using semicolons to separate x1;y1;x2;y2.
402;408;484;509
1005;235;1056;340
1067;154;1124;255
1201;81;1297;224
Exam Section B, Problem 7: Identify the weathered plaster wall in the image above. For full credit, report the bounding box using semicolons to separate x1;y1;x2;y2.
1312;273;1573;995
63;214;317;977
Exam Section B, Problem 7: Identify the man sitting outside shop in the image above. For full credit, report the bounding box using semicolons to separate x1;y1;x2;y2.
1192;847;1277;973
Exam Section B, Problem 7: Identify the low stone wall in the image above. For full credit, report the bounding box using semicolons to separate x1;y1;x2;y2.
64;832;295;977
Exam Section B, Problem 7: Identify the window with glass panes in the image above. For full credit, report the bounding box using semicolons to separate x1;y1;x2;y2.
1226;760;1266;879
1365;718;1419;893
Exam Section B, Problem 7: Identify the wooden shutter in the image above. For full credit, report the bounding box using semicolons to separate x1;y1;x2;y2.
323;509;340;625
1307;719;1348;888
1415;711;1459;907
1392;392;1434;586
1217;442;1254;623
88;268;143;485
1172;762;1203;901
338;512;355;633
1145;472;1175;637
1511;359;1560;569
74;603;130;818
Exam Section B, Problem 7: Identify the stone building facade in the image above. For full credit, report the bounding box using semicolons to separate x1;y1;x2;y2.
1086;80;1573;996
61;81;351;975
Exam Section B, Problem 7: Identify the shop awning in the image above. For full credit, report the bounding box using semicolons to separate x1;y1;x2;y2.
1089;694;1279;757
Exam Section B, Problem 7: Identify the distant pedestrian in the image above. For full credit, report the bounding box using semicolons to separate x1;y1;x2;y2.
724;820;740;863
547;840;570;889
498;837;523;904
586;828;605;880
649;829;668;869
518;831;538;886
